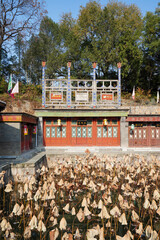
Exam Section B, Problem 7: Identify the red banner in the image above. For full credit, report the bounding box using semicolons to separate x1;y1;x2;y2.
51;93;62;100
102;94;113;100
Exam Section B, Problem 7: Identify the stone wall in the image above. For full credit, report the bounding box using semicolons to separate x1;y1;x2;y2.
0;122;21;156
129;106;160;115
11;152;47;182
120;117;128;148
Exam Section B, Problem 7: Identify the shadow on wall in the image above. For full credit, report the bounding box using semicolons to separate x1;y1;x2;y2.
0;122;21;156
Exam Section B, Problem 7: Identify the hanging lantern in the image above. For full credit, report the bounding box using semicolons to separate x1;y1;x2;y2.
103;119;107;126
57;119;61;126
117;62;121;68
92;62;97;69
42;61;46;67
67;61;71;68
24;125;28;135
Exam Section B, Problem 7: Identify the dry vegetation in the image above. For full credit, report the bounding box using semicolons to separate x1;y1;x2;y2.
0;153;160;239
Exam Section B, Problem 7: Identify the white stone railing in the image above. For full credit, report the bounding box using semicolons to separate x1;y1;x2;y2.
45;79;119;107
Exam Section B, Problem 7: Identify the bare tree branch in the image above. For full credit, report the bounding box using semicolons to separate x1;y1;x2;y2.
0;0;46;59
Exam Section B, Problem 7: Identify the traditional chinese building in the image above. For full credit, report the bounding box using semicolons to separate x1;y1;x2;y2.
0;112;38;156
35;108;129;148
35;62;131;149
127;114;160;147
35;61;160;149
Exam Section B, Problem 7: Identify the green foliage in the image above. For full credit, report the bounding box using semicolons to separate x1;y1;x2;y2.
135;88;151;103
22;35;44;84
140;3;160;91
74;0;143;88
0;78;8;94
121;92;131;99
19;83;42;101
1;1;160;94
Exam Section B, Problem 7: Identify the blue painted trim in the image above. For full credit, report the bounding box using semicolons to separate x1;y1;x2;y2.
67;67;71;107
92;68;96;107
118;67;121;106
42;67;45;108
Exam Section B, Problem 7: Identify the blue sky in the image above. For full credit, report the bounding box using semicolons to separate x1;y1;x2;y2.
46;0;159;23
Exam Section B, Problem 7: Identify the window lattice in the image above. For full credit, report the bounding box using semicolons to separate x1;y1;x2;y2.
46;127;50;138
62;127;66;138
97;127;102;138
108;127;112;138
113;127;118;138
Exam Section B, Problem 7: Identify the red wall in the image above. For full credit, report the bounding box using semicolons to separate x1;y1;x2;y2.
43;117;120;146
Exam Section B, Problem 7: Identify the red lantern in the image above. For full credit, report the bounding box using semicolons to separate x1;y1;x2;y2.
117;62;121;68
42;61;46;67
92;62;97;69
67;61;71;68
24;125;28;135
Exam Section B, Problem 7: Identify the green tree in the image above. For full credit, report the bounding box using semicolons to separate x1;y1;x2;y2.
74;1;143;89
23;16;64;83
40;16;64;78
14;33;26;81
21;1;144;86
22;34;43;84
59;13;92;79
140;3;160;91
73;1;102;78
14;34;24;71
0;49;13;77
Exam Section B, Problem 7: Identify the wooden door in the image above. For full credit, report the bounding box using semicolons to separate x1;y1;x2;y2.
128;123;160;147
44;118;68;146
150;123;160;146
96;118;120;146
44;117;120;146
71;118;93;146
128;123;148;147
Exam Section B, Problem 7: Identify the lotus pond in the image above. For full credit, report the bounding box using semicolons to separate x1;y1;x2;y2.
0;153;160;240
